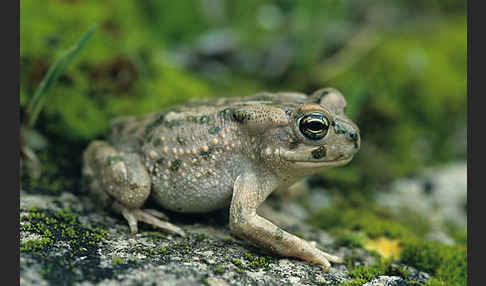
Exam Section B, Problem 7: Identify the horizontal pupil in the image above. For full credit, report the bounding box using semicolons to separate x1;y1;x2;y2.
299;113;329;140
307;121;324;131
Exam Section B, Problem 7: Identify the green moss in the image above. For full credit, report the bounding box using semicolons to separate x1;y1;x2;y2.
231;258;246;273
195;233;207;242
21;1;214;141
231;258;244;271
20;206;111;284
333;232;367;249
307;204;414;240
443;221;467;245
309;201;466;285
213;266;225;275
21;150;74;195
21;207;106;249
112;257;124;266
20;238;53;252
141;231;165;241
400;240;466;286
134;245;163;257
158;247;168;254
343;258;392;285
201;277;210;286
231;259;243;267
172;243;191;255
244;253;270;271
339;238;467;285
229;254;271;272
134;241;190;259
343;258;420;286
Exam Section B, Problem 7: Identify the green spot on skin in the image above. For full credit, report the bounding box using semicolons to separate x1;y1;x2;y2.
156;157;166;165
219;108;234;121
176;136;185;145
207;115;215;125
199;116;208;124
145;115;165;139
170;159;181;172
164;120;183;129
200;148;213;160
233;110;251;123
194;115;214;125
153;138;162;147
311;146;327;159
107;155;122;166
275;228;284;241
236;205;245;224
334;122;347;134
208;126;220;135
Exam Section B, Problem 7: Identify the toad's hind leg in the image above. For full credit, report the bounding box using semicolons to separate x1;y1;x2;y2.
82;141;185;236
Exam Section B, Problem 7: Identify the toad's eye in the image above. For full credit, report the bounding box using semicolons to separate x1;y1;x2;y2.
298;112;330;140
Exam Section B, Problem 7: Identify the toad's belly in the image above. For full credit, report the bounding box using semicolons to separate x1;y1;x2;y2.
149;160;243;213
151;181;235;213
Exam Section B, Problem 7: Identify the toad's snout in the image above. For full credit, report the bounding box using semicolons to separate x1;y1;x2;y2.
333;120;360;151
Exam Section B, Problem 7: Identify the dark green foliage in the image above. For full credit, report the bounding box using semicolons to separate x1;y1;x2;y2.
333;232;367;249
321;16;467;191
21;1;213;141
24;26;96;129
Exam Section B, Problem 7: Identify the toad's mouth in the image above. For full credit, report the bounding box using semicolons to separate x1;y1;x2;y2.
290;156;353;168
278;148;355;168
279;148;354;166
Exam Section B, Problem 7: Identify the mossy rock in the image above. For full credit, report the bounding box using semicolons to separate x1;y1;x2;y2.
401;239;467;286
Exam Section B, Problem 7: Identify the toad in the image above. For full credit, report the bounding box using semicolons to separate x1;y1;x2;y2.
83;88;360;270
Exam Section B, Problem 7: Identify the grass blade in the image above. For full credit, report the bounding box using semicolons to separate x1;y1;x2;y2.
25;25;97;128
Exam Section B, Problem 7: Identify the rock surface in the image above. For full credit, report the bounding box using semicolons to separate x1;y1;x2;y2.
20;188;431;286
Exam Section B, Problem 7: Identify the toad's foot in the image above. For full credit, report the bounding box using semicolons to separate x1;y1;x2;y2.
308;241;344;264
114;203;186;237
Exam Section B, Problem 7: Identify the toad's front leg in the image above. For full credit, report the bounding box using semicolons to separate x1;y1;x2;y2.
229;172;343;271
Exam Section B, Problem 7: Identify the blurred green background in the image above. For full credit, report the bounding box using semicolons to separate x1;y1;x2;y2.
20;0;466;195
